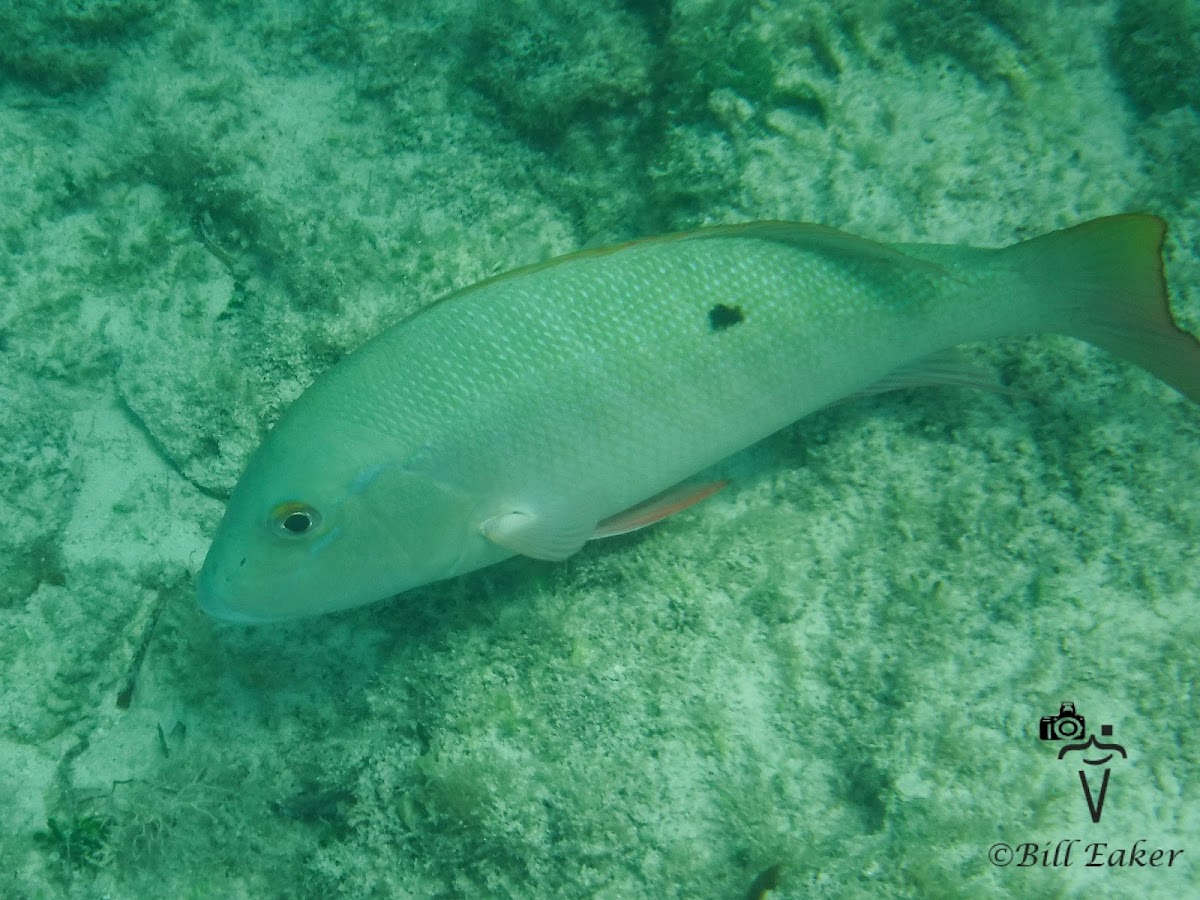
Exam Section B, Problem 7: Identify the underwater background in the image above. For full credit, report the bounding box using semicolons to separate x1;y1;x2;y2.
1;0;1198;897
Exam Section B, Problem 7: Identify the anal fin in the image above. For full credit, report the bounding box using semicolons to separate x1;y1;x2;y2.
850;351;1012;399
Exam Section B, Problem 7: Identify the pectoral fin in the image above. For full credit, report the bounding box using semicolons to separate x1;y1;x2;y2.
479;509;593;561
480;480;730;558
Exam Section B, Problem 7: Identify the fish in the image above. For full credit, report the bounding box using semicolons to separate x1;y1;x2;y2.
197;215;1200;622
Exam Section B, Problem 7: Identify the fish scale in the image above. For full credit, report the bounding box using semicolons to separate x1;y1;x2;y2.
199;215;1200;622
415;240;870;495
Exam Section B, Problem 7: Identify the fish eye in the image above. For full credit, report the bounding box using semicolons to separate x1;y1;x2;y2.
271;501;321;537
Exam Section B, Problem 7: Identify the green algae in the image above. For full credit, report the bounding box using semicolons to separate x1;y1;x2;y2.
0;0;163;94
890;0;1033;81
1109;0;1200;116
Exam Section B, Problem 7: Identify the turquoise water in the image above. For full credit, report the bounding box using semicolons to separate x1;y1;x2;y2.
2;1;1198;897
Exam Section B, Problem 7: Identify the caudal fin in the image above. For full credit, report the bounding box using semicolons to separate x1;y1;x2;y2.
1005;214;1200;404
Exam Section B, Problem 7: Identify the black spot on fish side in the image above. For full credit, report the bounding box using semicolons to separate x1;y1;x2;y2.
708;303;745;331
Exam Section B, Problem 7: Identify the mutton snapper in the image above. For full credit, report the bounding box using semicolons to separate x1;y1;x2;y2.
198;215;1200;622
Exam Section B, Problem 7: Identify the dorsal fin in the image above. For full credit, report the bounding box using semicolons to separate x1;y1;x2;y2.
409;221;951;324
684;221;949;275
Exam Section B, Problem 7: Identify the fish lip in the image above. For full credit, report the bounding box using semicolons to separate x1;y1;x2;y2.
197;566;307;624
197;557;273;624
200;597;276;625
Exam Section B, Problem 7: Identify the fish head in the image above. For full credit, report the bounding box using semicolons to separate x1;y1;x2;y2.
198;437;476;623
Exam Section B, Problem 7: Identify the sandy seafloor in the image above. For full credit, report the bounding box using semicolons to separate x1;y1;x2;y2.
1;1;1199;897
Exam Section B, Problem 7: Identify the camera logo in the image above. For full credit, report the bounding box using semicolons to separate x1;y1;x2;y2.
1039;702;1085;741
1039;701;1127;823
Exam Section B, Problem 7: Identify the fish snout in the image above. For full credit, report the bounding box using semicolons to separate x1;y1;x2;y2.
197;550;265;623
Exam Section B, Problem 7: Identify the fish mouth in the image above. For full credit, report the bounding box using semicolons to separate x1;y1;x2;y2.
200;596;275;624
197;555;274;624
197;556;318;624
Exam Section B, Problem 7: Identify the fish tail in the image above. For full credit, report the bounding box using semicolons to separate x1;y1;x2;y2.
1006;214;1200;404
